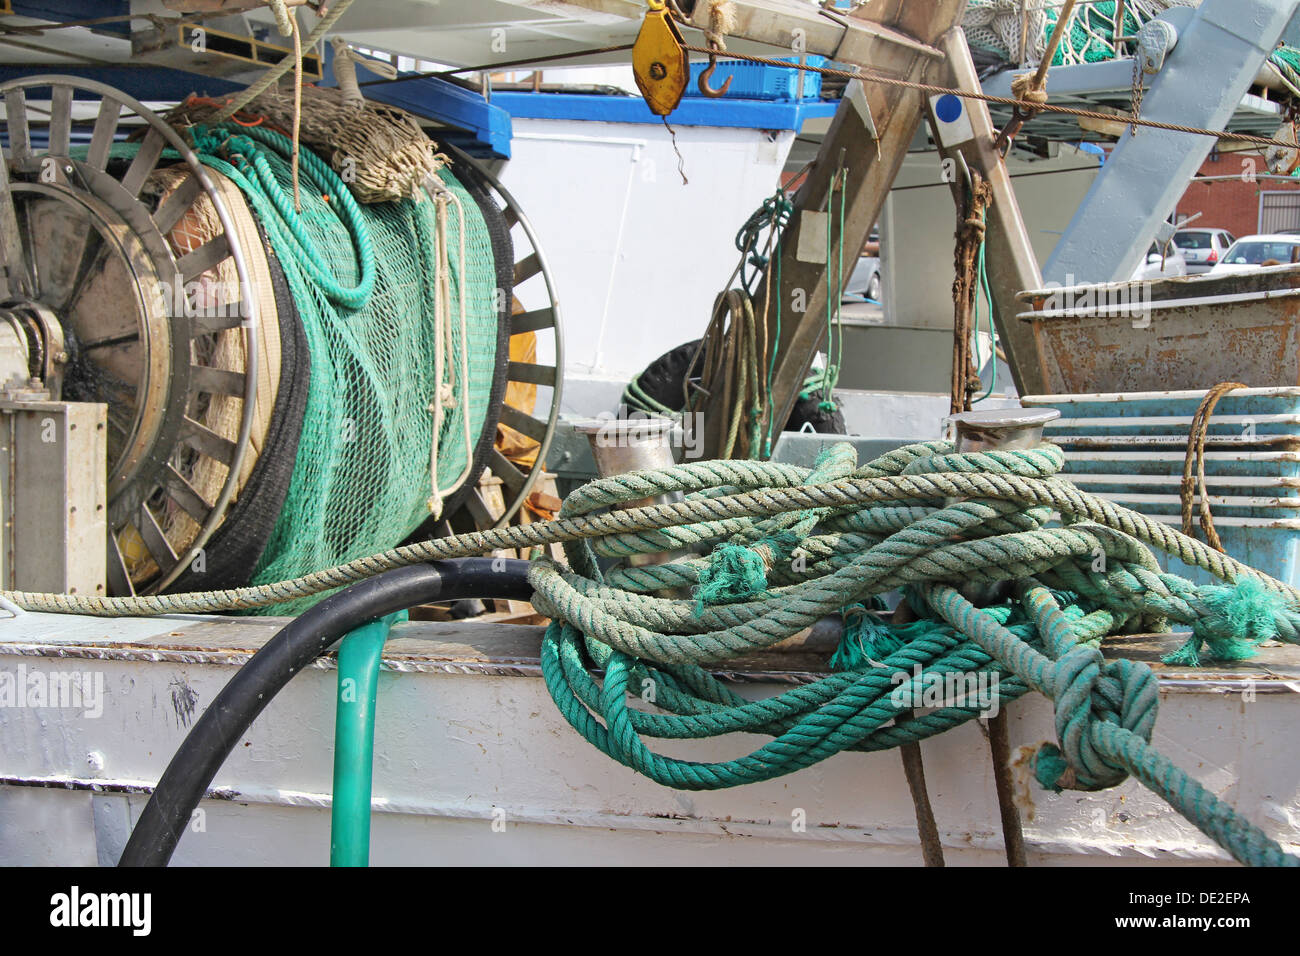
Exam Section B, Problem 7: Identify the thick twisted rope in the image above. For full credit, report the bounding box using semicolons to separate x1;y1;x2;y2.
1180;382;1246;552
8;448;1300;616
9;440;1299;865
529;441;1299;867
951;173;993;413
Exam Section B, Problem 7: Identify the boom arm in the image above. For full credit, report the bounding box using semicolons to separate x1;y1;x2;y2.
681;0;1044;456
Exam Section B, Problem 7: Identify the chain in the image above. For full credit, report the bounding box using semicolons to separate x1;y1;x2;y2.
1130;56;1146;137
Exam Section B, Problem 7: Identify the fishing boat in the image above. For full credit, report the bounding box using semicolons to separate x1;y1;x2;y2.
0;0;1297;871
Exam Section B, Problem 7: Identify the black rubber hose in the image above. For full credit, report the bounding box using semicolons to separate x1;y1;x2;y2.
118;558;534;867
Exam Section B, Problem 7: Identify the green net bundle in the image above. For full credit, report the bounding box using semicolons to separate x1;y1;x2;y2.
963;1;1195;67
964;1;1300;103
188;125;501;613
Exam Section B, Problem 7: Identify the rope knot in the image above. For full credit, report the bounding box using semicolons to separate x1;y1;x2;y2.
1010;72;1050;110
693;533;796;615
1037;646;1158;792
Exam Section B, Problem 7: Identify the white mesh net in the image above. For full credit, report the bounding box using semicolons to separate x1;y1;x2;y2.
963;0;1201;68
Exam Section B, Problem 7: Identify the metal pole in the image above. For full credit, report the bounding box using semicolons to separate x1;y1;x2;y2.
1043;0;1300;284
947;405;1060;867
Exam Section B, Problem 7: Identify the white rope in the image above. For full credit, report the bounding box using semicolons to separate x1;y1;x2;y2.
445;184;475;503
424;175;475;517
266;0;294;37
428;189;449;517
289;8;302;211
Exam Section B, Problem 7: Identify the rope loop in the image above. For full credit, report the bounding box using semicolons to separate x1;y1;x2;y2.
1042;644;1157;791
190;123;377;309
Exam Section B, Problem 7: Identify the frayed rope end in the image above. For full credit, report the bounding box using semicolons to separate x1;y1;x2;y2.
694;543;770;616
1165;577;1287;666
829;606;902;671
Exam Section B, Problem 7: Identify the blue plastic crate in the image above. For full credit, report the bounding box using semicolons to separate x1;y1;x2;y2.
684;55;825;101
1023;390;1300;586
1025;388;1300;447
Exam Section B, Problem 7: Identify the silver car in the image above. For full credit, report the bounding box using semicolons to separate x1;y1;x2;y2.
842;228;882;303
1207;234;1300;276
1130;241;1187;281
843;255;882;302
1173;227;1236;274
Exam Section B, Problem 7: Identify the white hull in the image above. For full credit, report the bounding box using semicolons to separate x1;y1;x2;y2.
1;612;1296;866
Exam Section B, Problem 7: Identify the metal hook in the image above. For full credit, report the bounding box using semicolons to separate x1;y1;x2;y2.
697;49;732;97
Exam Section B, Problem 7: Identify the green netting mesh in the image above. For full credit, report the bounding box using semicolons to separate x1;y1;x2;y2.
100;125;500;612
1047;1;1146;65
964;0;1300;124
191;130;498;613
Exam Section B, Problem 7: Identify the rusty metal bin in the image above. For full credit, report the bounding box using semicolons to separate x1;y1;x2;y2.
1016;266;1300;394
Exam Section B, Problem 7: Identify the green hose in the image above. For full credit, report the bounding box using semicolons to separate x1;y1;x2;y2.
330;611;405;867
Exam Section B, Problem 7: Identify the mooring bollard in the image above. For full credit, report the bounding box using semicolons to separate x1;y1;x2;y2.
573;417;686;567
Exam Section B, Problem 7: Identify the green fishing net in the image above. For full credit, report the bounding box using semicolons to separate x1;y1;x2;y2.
179;127;499;613
237;141;496;610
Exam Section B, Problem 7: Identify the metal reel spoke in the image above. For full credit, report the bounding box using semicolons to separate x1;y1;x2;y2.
0;143;29;300
60;231;109;315
47;84;71;158
442;143;564;532
4;88;32;169
137;503;179;570
1;75;261;596
106;532;134;598
85;96;122;171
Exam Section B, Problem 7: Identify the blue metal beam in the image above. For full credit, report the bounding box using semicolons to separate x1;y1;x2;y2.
0;65;240;100
10;1;131;36
1043;0;1300;285
361;76;513;159
319;45;512;159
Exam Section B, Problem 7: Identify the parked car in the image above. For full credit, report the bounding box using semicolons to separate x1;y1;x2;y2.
843;255;882;302
1172;227;1235;274
1207;234;1300;275
843;229;882;303
1130;241;1187;281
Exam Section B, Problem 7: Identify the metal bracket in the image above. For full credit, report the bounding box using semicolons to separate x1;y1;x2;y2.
844;78;881;160
1136;17;1179;74
0;398;107;595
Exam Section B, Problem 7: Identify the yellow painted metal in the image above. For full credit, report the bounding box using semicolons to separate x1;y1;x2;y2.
632;0;688;116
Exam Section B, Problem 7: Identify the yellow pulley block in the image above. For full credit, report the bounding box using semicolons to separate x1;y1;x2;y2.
633;0;689;116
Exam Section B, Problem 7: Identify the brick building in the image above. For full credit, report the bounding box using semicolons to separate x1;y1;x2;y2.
1176;147;1300;237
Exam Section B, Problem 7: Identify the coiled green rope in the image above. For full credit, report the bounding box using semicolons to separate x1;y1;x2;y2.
189;123;376;309
734;188;793;296
6;439;1299;864
528;441;1300;867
